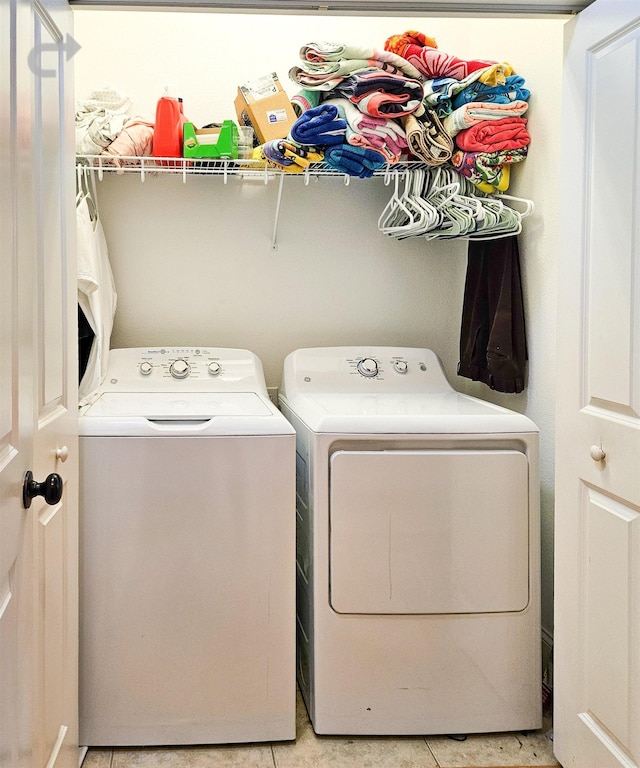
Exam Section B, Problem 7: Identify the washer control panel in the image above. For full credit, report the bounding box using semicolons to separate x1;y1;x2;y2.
133;348;228;380
101;347;267;393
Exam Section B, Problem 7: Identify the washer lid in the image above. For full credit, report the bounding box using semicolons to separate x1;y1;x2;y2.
82;391;271;419
79;391;295;437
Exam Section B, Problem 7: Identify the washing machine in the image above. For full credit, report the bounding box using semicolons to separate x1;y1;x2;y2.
278;346;541;736
79;346;295;746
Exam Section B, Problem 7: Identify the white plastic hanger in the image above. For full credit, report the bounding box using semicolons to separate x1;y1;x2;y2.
76;163;98;224
378;171;416;236
378;165;534;241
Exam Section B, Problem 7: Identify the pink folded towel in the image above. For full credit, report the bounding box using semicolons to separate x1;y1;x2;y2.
443;100;529;137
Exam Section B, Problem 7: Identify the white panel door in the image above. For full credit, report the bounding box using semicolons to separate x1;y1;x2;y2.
555;1;640;766
0;4;34;765
0;0;78;766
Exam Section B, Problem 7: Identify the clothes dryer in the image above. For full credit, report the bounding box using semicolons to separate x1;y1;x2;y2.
278;346;540;736
79;347;295;746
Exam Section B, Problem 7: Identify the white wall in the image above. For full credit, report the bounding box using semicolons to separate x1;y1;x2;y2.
73;9;565;641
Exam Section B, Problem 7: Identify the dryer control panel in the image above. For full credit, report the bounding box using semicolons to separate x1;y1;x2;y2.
100;347;269;394
281;346;455;396
353;355;412;379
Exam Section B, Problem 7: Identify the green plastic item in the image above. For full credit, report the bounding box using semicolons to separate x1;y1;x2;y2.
183;120;239;159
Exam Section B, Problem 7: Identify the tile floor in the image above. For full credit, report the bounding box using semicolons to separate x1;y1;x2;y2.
81;689;560;768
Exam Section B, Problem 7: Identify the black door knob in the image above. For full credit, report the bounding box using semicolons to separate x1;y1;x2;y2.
22;471;63;509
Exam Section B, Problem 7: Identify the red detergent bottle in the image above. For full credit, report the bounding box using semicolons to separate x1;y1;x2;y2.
152;92;187;158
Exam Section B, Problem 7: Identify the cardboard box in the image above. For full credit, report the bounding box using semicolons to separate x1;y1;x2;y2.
234;72;296;144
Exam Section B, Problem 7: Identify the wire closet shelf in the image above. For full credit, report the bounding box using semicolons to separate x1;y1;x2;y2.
76;154;444;184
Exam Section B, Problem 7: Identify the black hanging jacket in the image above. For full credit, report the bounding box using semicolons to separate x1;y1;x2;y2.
457;234;527;394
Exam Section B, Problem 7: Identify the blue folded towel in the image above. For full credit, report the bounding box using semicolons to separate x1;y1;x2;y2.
289;104;347;146
451;75;531;110
324;143;386;178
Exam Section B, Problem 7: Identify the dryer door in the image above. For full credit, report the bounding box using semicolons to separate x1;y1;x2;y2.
329;449;529;614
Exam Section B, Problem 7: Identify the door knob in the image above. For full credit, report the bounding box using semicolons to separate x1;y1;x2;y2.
55;445;69;462
590;445;606;462
22;471;63;509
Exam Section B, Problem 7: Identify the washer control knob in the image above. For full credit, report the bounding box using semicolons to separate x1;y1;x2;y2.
357;357;379;378
208;361;221;376
393;360;408;374
139;361;153;376
169;359;190;379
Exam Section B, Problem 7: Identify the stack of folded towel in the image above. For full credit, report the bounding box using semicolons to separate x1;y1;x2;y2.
383;30;531;191
449;113;530;193
290;41;424;90
324;97;408;163
279;32;532;187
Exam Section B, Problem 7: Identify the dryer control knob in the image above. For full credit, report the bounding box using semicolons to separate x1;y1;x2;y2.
139;362;153;375
393;360;408;374
357;357;379;378
169;359;190;379
208;361;221;376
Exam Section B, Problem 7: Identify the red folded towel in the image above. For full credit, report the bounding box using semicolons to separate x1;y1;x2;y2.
455;117;530;152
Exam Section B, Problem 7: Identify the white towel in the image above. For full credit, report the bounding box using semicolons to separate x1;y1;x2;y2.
77;194;117;405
